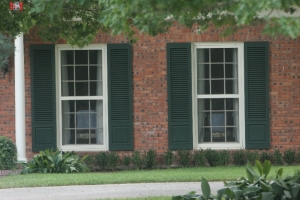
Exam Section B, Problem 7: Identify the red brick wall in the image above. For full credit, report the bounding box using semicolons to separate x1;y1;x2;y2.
3;22;300;159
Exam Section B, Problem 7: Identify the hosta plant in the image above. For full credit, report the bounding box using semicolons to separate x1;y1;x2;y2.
22;149;89;174
173;160;300;200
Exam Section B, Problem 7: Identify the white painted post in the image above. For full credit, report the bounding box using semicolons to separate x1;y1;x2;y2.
15;33;27;162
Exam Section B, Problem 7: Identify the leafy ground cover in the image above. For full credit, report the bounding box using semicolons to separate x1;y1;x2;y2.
110;197;168;200
1;165;299;189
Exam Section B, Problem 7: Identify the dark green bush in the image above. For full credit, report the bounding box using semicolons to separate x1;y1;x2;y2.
122;154;131;169
83;155;95;171
296;148;300;164
107;151;120;171
22;149;89;174
232;149;246;166
177;150;191;167
246;150;260;166
0;136;17;170
164;150;175;167
144;149;157;169
283;148;296;165
218;150;230;166
260;151;272;163
193;149;206;167
95;152;108;170
204;149;220;167
273;149;284;165
131;151;144;169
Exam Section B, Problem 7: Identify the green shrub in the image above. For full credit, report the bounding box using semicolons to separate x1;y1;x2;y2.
22;149;89;174
177;150;191;167
283;148;296;165
204;149;220;167
95;152;108;170
164;150;175;167
122;154;131;169
218;150;230;166
273;149;284;165
0;136;17;170
193;149;206;167
83;155;95;171
245;150;260;166
144;149;157;169
296;148;300;164
260;151;272;163
107;151;120;171
232;149;246;166
131;151;144;169
173;160;300;200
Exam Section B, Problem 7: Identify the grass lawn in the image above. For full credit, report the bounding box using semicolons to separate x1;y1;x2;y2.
1;165;299;189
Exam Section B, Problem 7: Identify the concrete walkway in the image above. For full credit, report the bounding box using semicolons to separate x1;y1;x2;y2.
0;182;224;200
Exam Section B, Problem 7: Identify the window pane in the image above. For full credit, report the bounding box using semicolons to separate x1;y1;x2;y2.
212;99;224;110
200;127;211;142
225;64;238;78
211;64;224;78
211;48;223;63
226;127;238;142
75;82;88;96
61;50;74;65
75;50;88;64
62;82;74;96
90;81;102;96
197;64;209;79
197;79;205;94
225;80;238;94
211;80;224;94
75;66;88;80
211;112;225;127
89;50;100;64
90;66;100;80
61;66;74;81
197;49;209;63
226;111;238;126
226;98;235;110
225;48;236;62
62;129;75;145
212;132;225;142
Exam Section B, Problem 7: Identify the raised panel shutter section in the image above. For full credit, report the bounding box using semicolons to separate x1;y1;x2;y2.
167;43;193;150
108;44;133;150
245;42;270;149
30;45;56;152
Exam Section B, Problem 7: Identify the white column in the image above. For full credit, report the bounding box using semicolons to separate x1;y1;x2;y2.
15;33;27;162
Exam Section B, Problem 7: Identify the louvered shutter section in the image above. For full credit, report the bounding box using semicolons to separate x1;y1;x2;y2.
108;44;133;150
30;45;56;152
245;42;270;149
167;43;193;150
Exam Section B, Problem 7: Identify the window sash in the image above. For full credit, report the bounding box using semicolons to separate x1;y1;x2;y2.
192;43;245;149
56;44;108;151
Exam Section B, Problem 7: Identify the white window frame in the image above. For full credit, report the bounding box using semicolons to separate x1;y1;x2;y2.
56;44;109;151
192;42;245;149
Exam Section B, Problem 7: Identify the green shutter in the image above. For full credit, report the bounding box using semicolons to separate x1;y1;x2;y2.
167;43;193;150
30;45;56;152
108;44;133;150
245;42;270;149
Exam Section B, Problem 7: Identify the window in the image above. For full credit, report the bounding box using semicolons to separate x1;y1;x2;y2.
57;45;108;151
168;42;269;150
193;43;244;149
31;44;133;152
